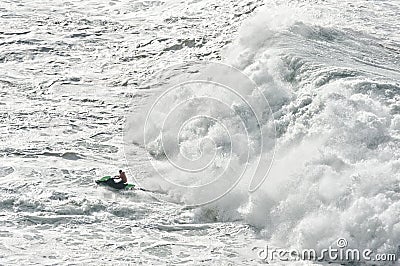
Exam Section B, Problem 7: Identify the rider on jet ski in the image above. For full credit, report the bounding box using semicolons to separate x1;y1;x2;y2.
106;170;127;189
113;170;127;183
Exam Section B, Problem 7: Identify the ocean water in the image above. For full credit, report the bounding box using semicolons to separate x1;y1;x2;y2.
1;0;399;265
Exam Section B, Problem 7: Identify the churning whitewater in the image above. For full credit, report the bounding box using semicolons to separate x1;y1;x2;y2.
1;0;399;265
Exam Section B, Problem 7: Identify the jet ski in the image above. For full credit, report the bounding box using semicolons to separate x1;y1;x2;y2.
95;176;135;190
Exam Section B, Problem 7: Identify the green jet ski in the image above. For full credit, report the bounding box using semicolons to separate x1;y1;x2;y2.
95;176;135;190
